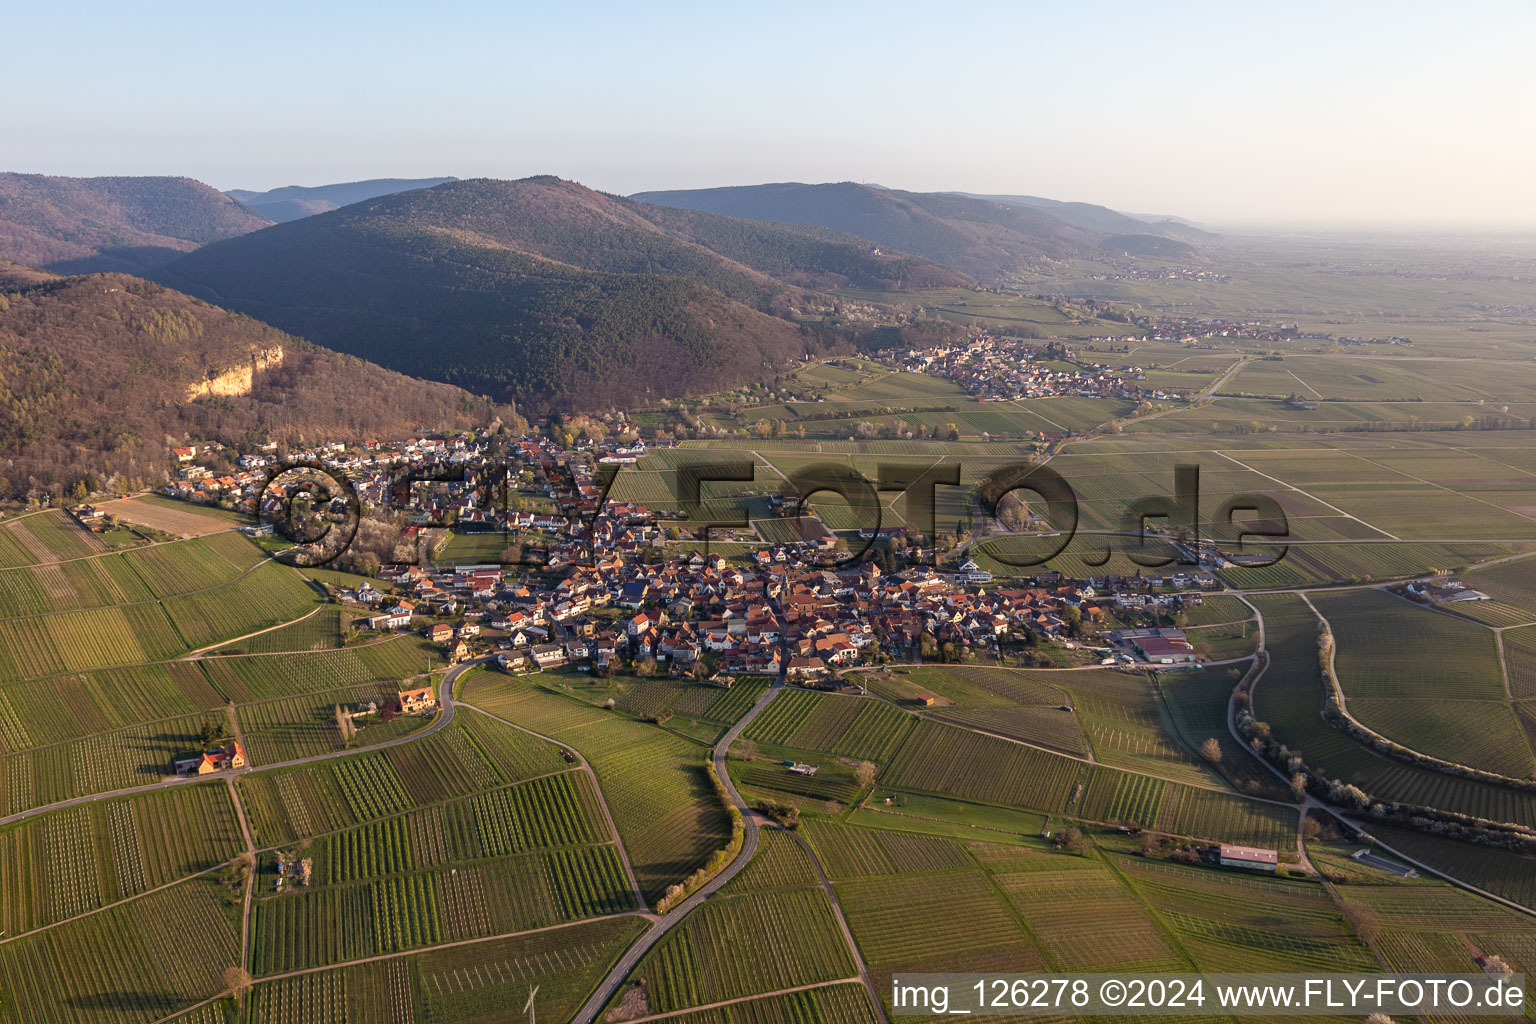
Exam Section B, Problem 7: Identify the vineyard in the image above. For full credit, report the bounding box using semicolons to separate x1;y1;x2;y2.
220;605;345;654
993;858;1184;972
1158;666;1290;800
1313;589;1504;700
237;716;568;845
1365;823;1536;911
251;846;634;974
799;819;974;878
836;869;1038;977
198;635;441;702
738;761;862;805
414;917;645;1024
881;720;1088;812
651;984;883;1024
742;690;913;764
0;710;226;817
0;511;105;565
314;771;606;884
1103;773;1165;828
1065;668;1221;788
0;554;317;683
719;828;819;893
1502;624;1536;699
1351;697;1536;779
1114;854;1379;972
1250;593;1536;828
236;682;403;763
460;671;730;902
0;875;240;1024
159;561;321;651
0;601;183;681
0;661;222;755
624;888;856;1013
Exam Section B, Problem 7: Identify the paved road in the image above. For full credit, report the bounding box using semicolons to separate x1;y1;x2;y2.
0;655;492;829
571;681;783;1024
453;687;648;911
1229;594;1536;916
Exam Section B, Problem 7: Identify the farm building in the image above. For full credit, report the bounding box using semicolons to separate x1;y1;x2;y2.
174;741;247;776
1134;635;1197;664
1219;844;1278;872
398;687;438;715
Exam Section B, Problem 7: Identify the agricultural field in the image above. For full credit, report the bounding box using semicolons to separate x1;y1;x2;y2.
250;845;633;974
235;712;568;845
1249;593;1536;828
0;783;242;936
459;670;731;902
96;494;250;536
617;887;856;1014
741;689;913;764
243;914;646;1024
0;874;240;1024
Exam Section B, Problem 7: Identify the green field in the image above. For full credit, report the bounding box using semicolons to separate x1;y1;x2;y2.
460;671;731;902
618;887;856;1013
1249;593;1536;827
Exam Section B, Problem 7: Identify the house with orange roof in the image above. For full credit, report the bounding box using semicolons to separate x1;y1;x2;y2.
398;687;438;715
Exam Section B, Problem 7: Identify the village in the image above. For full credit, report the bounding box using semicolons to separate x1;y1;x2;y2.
890;335;1165;404
152;423;1228;690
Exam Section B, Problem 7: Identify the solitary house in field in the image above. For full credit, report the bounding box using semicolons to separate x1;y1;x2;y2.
1219;844;1278;872
175;741;247;775
398;687;437;715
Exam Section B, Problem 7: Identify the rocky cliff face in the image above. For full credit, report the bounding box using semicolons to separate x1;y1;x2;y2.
186;345;284;399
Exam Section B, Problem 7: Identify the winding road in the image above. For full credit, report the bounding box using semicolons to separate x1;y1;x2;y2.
570;680;783;1024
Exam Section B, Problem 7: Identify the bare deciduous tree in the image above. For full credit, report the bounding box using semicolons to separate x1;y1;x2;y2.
854;761;877;788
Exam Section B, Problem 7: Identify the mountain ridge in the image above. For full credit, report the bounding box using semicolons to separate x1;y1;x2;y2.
227;176;460;222
0;173;271;274
0;270;509;500
156;176;964;411
632;181;1204;278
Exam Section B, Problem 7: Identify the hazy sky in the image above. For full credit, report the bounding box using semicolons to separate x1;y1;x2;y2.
8;0;1536;228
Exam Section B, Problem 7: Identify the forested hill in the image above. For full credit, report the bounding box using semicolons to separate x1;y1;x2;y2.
0;273;508;501
226;177;459;222
632;181;1203;280
156;177;957;411
625;199;972;291
0;173;271;274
